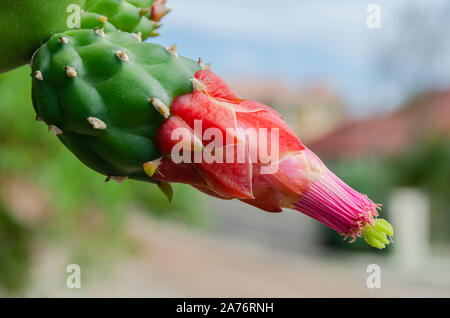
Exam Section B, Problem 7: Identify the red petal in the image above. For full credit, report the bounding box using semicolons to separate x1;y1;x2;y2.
195;70;240;102
197;143;254;199
171;91;239;147
236;101;305;161
155;116;198;155
151;0;169;22
153;157;206;187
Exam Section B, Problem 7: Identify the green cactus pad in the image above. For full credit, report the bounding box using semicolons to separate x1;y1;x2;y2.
0;0;85;73
82;0;164;40
31;29;200;181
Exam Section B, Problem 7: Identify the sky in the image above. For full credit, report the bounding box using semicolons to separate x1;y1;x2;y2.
150;0;450;116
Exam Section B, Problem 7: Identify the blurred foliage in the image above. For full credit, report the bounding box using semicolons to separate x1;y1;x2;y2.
322;135;450;251
0;66;208;293
0;200;30;295
389;136;450;242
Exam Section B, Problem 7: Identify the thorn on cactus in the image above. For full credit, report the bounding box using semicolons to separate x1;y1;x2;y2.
36;115;43;122
49;125;63;135
131;32;142;42
99;16;108;23
150;98;170;119
153;22;162;30
112;176;128;185
197;58;211;71
115;50;129;62
143;158;163;177
165;44;178;57
87;117;107;130
150;30;160;37
64;66;78;78
157;182;173;202
139;8;150;16
191;78;207;93
94;27;105;38
105;176;128;185
59;37;69;44
35;70;43;81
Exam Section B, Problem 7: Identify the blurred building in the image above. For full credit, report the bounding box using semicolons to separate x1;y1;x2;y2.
309;89;450;159
229;79;346;143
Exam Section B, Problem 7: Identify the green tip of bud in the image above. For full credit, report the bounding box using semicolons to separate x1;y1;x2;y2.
362;219;394;249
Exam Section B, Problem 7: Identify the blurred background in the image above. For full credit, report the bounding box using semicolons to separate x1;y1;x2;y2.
0;0;449;297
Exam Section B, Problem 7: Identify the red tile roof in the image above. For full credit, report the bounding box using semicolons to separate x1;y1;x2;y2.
308;89;450;159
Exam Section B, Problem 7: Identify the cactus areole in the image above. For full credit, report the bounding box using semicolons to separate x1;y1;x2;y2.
31;29;394;249
81;0;169;40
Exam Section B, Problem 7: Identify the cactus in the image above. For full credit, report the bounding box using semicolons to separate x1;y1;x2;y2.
31;29;198;183
0;0;85;73
31;29;393;248
81;0;169;40
0;0;169;74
